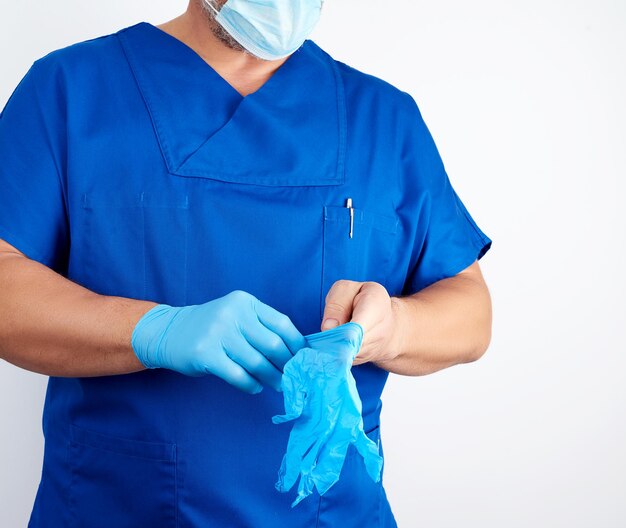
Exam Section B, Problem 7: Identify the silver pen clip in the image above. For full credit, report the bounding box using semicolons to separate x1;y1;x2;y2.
345;198;354;239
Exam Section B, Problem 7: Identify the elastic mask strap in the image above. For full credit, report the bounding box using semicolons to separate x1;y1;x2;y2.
203;0;220;16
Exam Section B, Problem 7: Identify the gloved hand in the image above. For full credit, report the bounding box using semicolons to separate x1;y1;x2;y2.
131;290;306;393
272;322;383;507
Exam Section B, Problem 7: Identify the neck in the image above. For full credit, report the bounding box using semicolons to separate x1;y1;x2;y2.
156;0;289;96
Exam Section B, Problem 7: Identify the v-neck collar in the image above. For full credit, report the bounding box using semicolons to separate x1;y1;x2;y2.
117;21;346;187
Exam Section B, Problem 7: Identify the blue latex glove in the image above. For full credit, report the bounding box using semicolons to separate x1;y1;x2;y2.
272;322;383;507
131;290;306;393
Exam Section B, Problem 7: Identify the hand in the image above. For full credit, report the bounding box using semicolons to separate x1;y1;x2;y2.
131;290;307;393
321;280;403;366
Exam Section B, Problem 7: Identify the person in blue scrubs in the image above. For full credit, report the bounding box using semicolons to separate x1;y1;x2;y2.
0;1;493;526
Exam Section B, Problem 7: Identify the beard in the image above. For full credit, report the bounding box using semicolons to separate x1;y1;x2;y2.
198;0;249;55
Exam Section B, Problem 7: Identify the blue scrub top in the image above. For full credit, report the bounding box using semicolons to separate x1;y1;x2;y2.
0;22;491;528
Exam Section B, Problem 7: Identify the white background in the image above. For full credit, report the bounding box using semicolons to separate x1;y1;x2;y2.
1;1;625;526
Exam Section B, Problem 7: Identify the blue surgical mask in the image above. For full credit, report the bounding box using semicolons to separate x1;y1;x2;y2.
203;0;324;61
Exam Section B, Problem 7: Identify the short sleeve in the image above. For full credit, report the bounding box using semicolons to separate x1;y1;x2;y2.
399;94;492;295
0;59;69;271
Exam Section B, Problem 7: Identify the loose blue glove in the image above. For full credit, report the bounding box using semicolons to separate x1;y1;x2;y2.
131;290;306;393
272;322;383;507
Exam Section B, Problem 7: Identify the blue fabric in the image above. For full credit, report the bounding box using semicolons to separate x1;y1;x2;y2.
0;21;491;528
273;322;383;507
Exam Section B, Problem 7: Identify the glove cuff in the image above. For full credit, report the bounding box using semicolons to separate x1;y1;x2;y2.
131;304;175;369
304;321;364;362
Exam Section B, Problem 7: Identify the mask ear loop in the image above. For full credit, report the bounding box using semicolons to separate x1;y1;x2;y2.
202;0;220;16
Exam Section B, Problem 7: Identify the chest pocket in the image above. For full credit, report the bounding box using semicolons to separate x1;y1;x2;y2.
73;192;190;306
321;205;399;320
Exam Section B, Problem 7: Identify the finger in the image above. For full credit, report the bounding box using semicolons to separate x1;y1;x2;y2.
307;393;362;493
254;300;307;354
292;470;315;508
349;281;387;334
224;337;283;391
272;352;310;423
310;434;351;496
209;353;264;394
322;280;363;331
277;426;314;492
279;401;337;492
292;420;340;500
242;320;293;371
281;421;332;494
275;454;289;492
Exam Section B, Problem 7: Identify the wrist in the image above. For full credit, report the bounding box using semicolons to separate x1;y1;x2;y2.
386;296;408;361
131;303;175;369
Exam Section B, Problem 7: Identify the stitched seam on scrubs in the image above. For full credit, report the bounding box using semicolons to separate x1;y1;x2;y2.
29;60;71;262
399;92;431;296
328;51;347;186
165;172;341;187
70;440;175;462
70;423;176;460
320;206;328;321
141;192;147;300
183;195;189;306
324;206;399;234
30;60;68;211
125;22;317;182
173;40;346;185
407;199;432;294
33;59;67;201
116;31;175;174
391;95;401;244
174;108;244;174
315;493;322;528
174;444;179;528
67;441;78;526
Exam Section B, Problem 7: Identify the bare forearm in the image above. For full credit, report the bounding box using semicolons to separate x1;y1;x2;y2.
377;271;492;376
0;251;156;377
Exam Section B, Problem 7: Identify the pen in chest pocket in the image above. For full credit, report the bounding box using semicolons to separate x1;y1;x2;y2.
345;198;354;239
